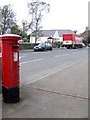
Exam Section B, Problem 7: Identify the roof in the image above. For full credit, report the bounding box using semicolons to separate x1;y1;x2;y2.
57;30;74;37
31;29;74;37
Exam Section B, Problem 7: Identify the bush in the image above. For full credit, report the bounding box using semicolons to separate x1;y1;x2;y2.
23;38;29;43
60;41;63;46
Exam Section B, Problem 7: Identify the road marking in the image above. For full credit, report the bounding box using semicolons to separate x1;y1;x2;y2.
54;50;87;58
0;53;2;57
24;59;87;85
55;54;69;58
19;56;21;60
20;58;44;65
72;52;77;55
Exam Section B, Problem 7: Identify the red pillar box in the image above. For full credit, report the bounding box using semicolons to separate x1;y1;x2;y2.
0;34;21;103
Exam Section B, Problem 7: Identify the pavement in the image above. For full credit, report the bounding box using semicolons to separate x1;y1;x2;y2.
2;57;88;118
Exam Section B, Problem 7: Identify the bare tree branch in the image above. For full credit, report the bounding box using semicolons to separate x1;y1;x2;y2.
27;0;50;44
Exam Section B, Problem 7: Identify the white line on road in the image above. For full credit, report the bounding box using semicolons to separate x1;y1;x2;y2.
24;59;87;85
72;52;77;54
19;56;21;60
20;58;44;65
0;53;2;57
54;50;87;58
55;54;69;58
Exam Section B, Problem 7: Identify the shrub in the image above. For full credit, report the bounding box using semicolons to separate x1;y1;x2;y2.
23;38;30;43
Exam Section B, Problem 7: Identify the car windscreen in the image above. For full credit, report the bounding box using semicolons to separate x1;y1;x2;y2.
38;43;45;47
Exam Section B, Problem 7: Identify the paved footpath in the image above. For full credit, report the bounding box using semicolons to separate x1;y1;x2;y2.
1;58;88;118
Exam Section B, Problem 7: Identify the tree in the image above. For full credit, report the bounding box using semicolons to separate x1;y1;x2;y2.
0;4;16;34
22;20;29;32
11;20;29;40
11;24;21;34
27;0;50;44
0;6;2;34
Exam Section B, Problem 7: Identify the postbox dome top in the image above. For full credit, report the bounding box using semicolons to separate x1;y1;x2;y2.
0;34;21;41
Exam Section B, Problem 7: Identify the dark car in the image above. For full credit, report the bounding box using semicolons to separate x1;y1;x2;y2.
34;43;52;52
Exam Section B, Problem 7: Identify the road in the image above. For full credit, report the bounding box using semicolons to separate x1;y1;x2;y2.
20;48;88;86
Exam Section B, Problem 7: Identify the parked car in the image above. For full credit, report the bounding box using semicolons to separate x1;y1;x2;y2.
34;43;52;52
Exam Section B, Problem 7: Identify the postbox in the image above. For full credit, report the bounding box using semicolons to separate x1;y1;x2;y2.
0;34;21;103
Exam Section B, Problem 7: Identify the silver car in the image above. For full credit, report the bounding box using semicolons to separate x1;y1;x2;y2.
34;43;52;52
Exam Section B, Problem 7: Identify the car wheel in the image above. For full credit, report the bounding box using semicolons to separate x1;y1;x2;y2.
50;48;52;51
42;48;45;51
34;49;37;52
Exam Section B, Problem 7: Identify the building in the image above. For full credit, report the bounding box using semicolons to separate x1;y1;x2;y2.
81;27;89;40
81;27;90;45
30;29;74;44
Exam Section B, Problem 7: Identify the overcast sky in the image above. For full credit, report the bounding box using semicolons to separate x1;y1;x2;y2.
0;0;89;33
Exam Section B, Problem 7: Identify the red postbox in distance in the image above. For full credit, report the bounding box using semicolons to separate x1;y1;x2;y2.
0;34;21;103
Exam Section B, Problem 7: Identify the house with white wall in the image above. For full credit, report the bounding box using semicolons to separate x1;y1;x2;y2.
30;29;74;44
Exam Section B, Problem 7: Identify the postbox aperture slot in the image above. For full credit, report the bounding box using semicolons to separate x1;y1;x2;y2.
12;46;19;48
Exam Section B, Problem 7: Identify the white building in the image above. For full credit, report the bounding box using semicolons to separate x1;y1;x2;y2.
30;29;74;44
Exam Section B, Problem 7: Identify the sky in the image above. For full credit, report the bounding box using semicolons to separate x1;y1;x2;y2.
0;0;89;34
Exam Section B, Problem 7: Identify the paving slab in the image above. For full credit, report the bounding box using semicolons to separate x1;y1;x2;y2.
2;86;88;118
